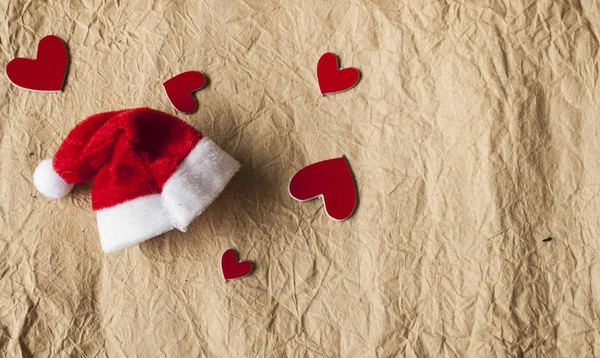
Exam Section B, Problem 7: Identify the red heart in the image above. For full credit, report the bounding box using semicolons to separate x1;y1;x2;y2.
289;157;357;221
221;249;253;281
6;35;68;92
163;71;207;114
317;52;361;95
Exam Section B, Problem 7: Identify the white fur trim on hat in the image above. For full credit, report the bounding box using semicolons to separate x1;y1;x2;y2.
33;158;74;199
162;137;241;231
93;137;239;253
96;194;174;253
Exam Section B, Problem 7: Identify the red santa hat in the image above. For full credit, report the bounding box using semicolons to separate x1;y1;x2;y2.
33;107;240;253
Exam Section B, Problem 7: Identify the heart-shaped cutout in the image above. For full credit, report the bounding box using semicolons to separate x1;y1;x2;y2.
163;71;207;114
317;52;361;95
289;156;357;221
6;35;68;92
221;249;253;281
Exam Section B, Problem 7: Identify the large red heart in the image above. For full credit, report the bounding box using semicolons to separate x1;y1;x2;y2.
6;35;68;92
221;249;253;281
289;157;357;221
163;71;207;114
317;52;361;95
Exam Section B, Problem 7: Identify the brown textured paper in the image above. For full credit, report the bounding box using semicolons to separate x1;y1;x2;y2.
1;0;600;356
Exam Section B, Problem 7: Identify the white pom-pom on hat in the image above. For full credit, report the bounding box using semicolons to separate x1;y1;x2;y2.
33;159;74;199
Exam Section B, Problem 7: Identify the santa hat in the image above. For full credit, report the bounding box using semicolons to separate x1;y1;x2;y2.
33;107;240;253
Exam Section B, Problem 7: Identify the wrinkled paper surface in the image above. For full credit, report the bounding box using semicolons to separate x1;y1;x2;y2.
2;0;600;356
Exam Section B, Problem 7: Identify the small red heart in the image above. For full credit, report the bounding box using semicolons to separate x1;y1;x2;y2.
6;35;68;92
289;157;357;221
163;71;207;114
317;52;361;95
221;249;253;281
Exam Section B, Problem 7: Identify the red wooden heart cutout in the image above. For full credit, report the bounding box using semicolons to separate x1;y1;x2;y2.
317;52;361;95
289;156;357;221
6;35;68;92
221;249;253;281
163;71;207;114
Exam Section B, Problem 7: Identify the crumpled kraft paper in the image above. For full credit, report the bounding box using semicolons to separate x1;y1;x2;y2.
1;0;600;356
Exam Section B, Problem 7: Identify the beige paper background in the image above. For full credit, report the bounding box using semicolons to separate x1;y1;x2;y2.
2;0;600;356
